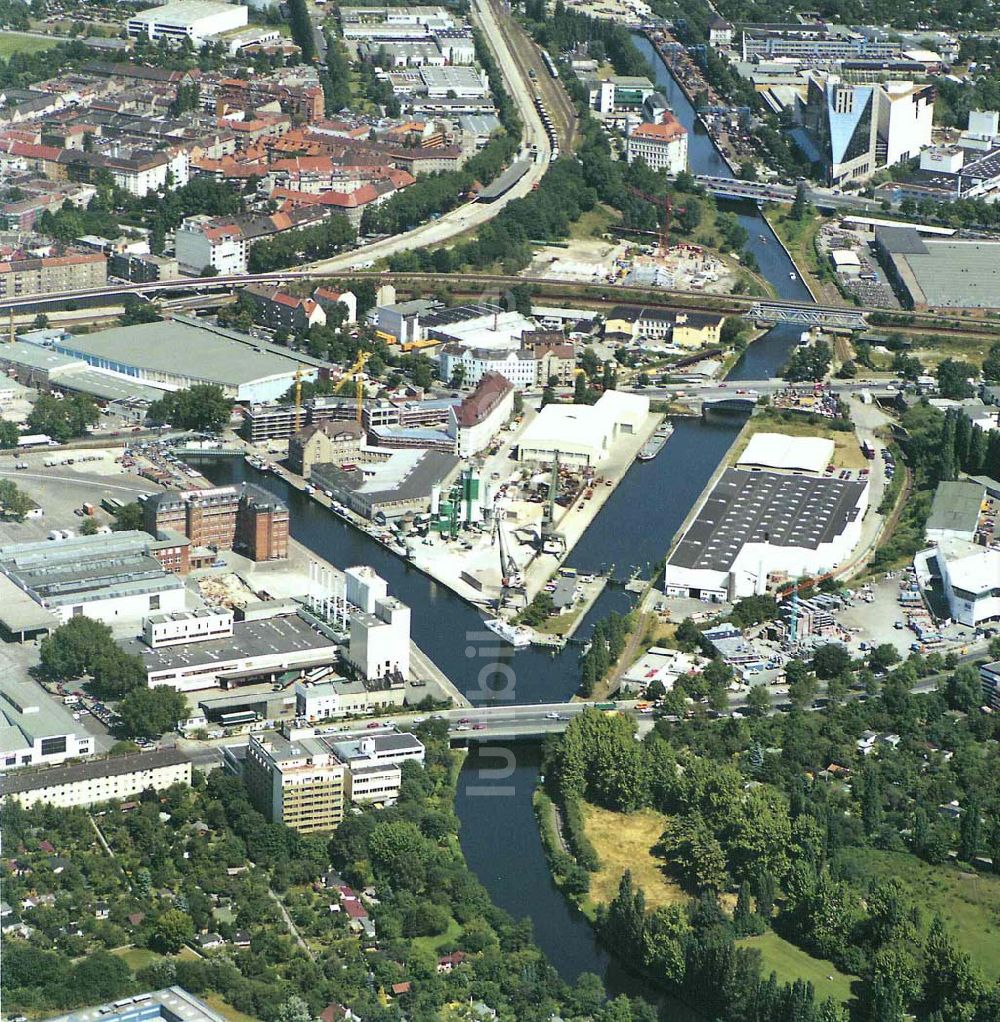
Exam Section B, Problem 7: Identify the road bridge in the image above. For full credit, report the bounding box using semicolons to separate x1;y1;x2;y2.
695;175;883;213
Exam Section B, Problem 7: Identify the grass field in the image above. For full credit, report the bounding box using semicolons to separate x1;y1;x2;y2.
728;410;867;470
581;802;687;909
836;848;1000;981
764;209;834;304
737;931;858;1004
412;916;462;954
568;203;621;242
111;945;200;971
0;32;60;56
202;994;259;1022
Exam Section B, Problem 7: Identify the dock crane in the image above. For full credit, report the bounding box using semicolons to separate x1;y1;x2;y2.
293;367;305;433
626;186;686;257
540;452;566;554
333;350;372;424
776;568;839;644
492;503;526;607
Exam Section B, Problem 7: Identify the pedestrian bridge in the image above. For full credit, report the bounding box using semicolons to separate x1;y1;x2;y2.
746;301;868;330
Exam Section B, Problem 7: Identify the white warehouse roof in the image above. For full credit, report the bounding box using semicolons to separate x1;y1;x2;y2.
738;432;835;474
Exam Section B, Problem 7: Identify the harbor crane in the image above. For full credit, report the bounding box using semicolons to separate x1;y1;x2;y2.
776;569;839;644
333;350;372;423
492;503;526;607
540;452;566;554
627;186;686;257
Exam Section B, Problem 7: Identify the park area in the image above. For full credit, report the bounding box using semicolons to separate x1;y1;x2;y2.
737;931;858;1005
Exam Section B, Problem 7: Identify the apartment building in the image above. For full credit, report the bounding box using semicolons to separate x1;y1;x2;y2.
0;749;192;809
245;285;327;334
0;251;106;300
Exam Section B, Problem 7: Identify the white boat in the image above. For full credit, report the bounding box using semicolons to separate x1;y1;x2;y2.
789;271;797;280
483;617;532;648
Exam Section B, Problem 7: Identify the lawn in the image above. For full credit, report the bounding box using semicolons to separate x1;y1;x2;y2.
728;410;867;470
737;931;858;1004
0;32;60;56
836;848;1000;982
202;994;260;1022
412;915;462;954
764;209;833;304
568;203;621;242
581;802;687;909
111;947;160;971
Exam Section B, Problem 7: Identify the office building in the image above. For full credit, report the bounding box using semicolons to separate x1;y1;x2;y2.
127;0;248;47
981;661;1000;711
142;484;288;561
0;532;186;637
438;344;537;391
447;372;514;458
122;609;338;692
143;608;235;648
662;465;869;601
288;420;365;479
294;676;403;720
243;728;347;832
1;676;94;771
517;390;649;467
930;542;1000;628
40;989;229;1022
0;748;191;808
332;729;425;805
799;74;933;184
626;116;688;174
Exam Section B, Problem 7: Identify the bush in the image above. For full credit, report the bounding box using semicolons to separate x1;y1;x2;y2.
562;795;601;872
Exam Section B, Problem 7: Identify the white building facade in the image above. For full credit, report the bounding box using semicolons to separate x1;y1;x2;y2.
626;116;689;174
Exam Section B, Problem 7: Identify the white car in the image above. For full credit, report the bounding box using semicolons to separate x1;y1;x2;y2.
545;712;561;719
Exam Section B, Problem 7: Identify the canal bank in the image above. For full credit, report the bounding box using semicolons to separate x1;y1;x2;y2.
192;37;815;1000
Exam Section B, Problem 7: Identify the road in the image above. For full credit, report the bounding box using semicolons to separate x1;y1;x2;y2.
301;0;552;274
695;175;891;214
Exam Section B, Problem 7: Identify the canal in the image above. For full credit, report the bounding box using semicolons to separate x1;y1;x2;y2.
195;37;814;1001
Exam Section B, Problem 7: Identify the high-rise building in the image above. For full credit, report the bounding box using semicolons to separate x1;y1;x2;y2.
801;74;934;185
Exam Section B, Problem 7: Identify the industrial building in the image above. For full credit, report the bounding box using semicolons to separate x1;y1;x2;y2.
925;480;986;543
120;609;339;692
49;317;316;402
517;391;650;467
737;432;836;474
127;0;249;47
0;532;187;638
344;565;410;686
142;484;288;561
311;448;460;520
0;748;192;808
1;676;94;771
294;675;404;720
875;227;1000;309
240;724;423;832
662;466;869;601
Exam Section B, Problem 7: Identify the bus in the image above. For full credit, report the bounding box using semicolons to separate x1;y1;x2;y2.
219;710;258;728
101;497;125;514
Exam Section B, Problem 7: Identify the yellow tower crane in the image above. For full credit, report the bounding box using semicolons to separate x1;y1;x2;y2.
333;350;372;424
293;367;305;433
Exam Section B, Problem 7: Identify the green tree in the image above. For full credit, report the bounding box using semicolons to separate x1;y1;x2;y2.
152;908;195;954
0;479;33;520
117;686;187;737
112;501;145;531
812;643;852;679
0;420;18;448
745;683;771;717
958;796;981;863
146;384;231;432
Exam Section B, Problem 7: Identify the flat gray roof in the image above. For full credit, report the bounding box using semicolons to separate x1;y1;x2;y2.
669;468;867;573
41;987;226;1022
926;480;984;534
0;572;59;635
886;238;1000;308
121;612;336;673
0;747;190;795
0;531;183;609
53;318;305;387
312;449;459;505
0;672;80;751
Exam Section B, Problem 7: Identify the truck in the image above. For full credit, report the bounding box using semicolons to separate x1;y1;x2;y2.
17;433;55;448
82;502;96;516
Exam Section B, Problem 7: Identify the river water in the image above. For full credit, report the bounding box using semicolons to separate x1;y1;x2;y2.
196;38;811;1002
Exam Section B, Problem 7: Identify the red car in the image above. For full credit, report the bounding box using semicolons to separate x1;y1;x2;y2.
473;723;486;730
366;721;381;729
